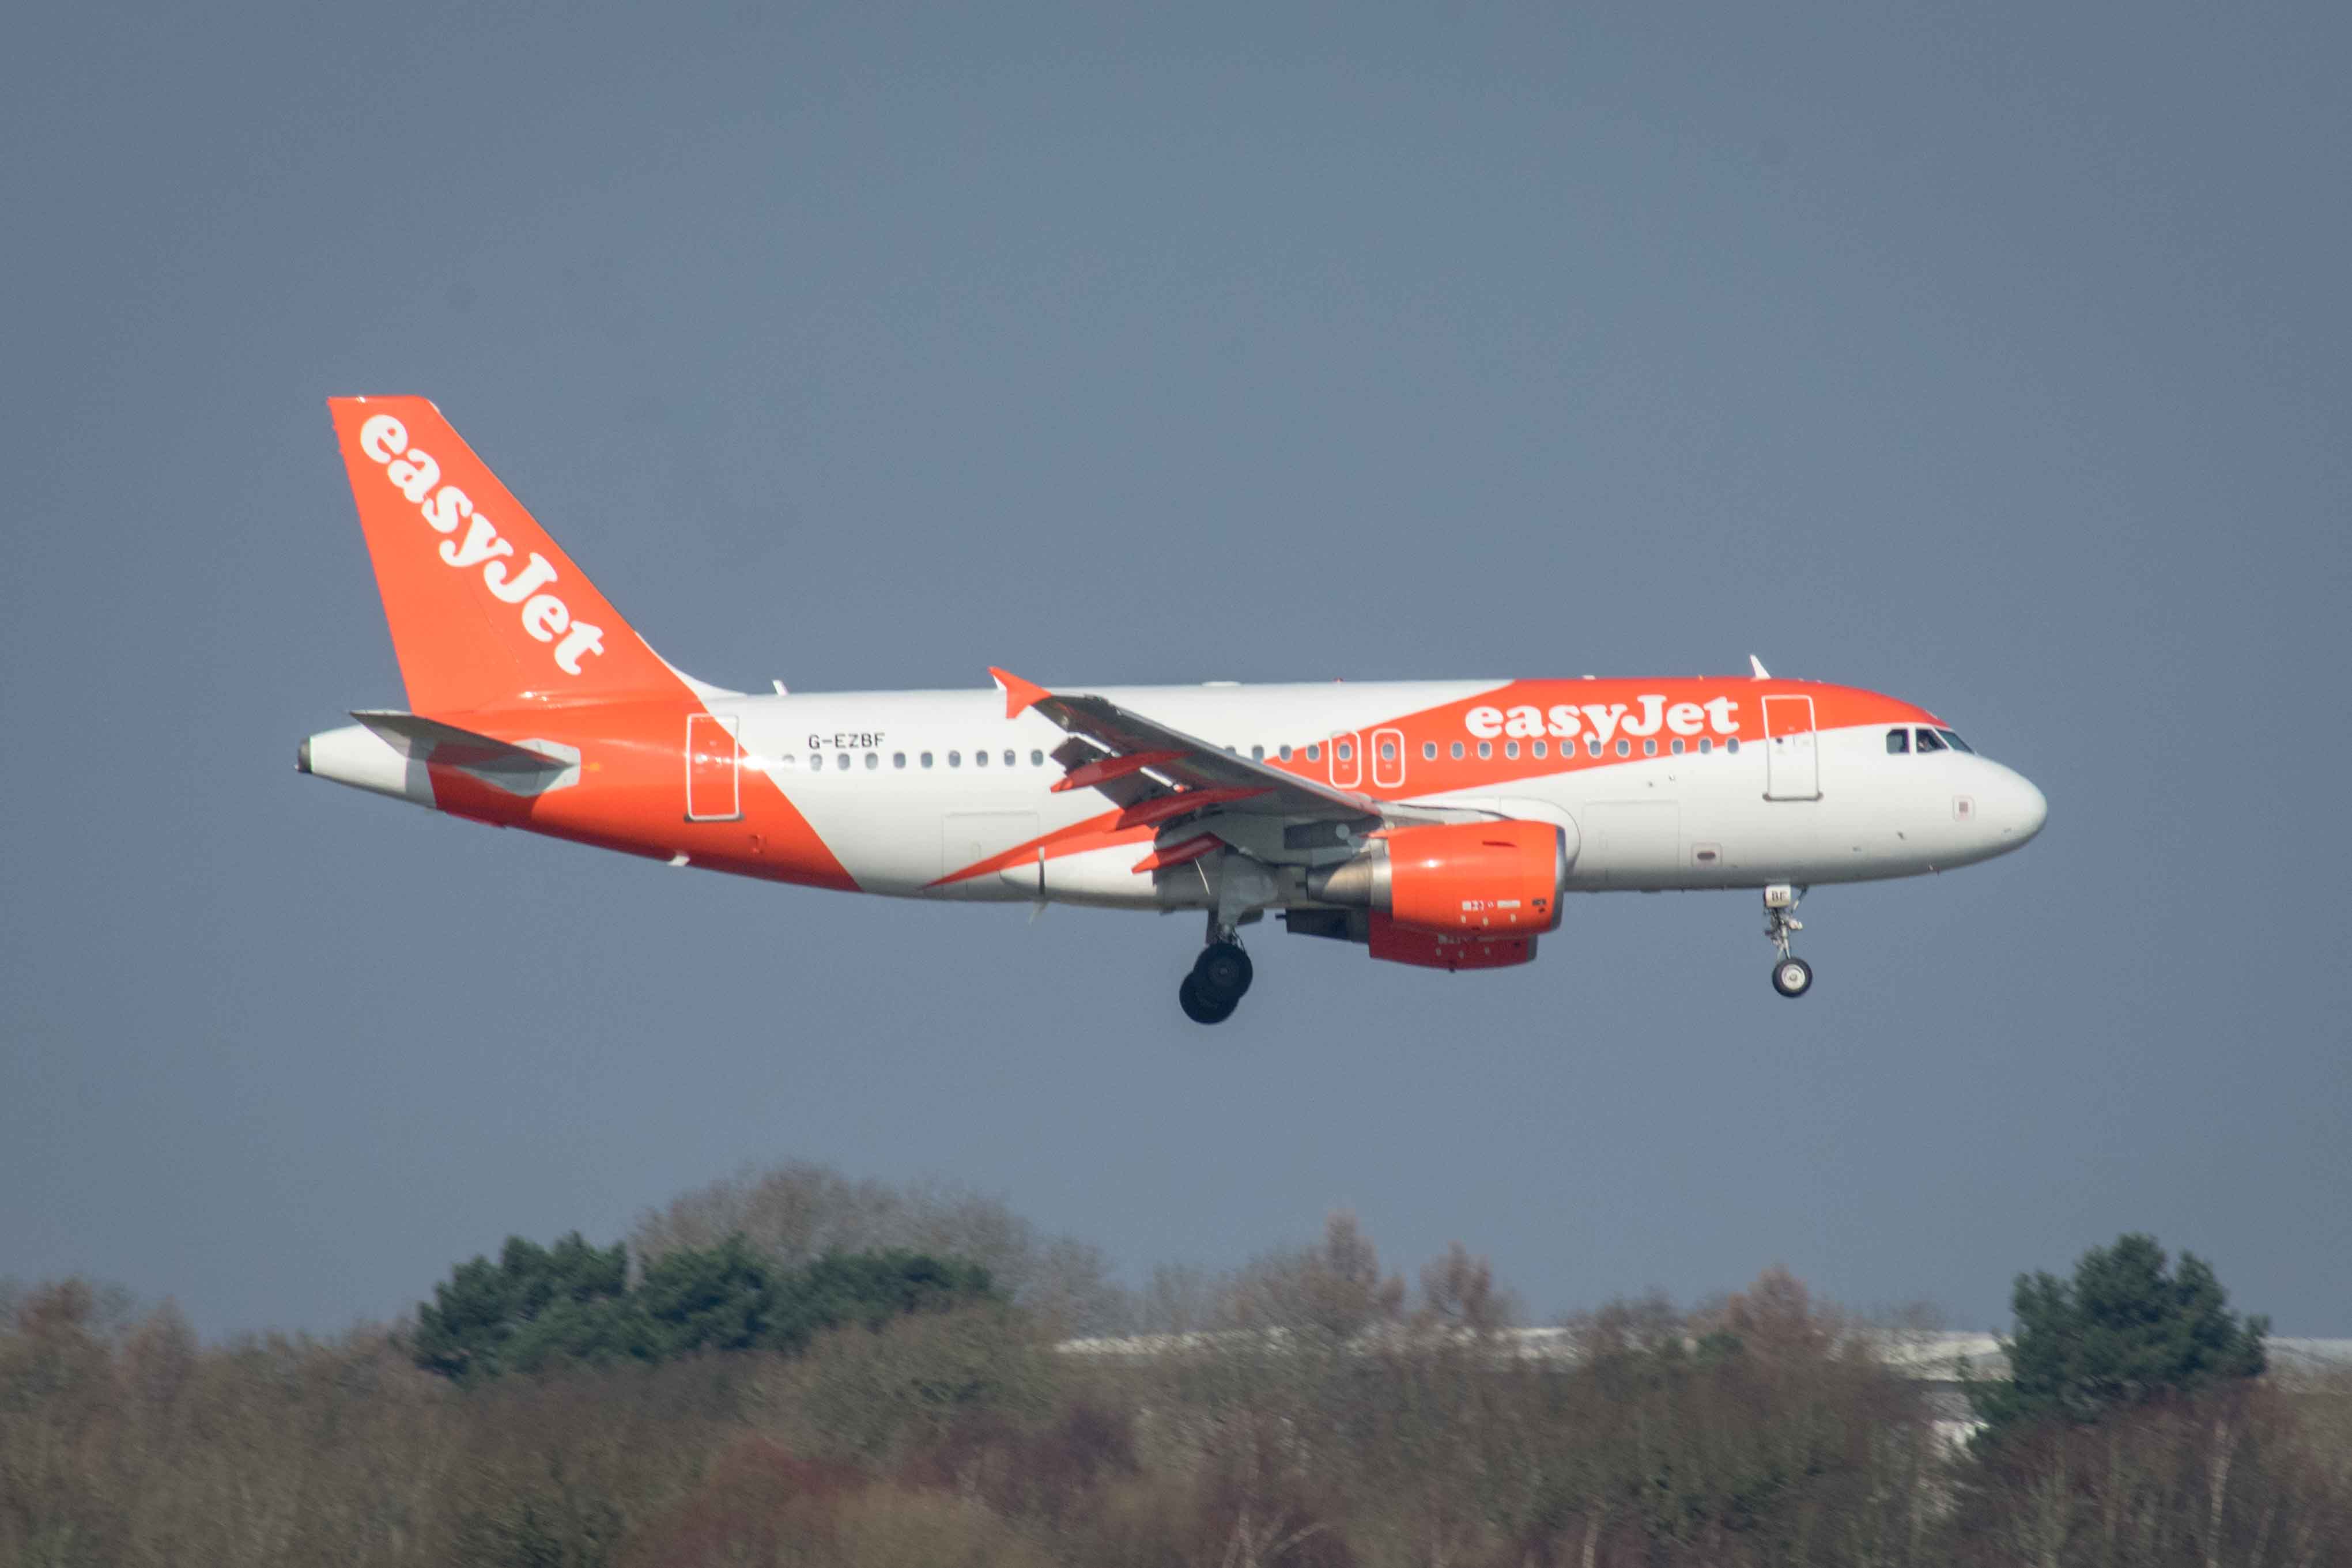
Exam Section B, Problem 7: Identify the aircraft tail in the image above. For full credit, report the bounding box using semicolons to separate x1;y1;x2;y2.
327;397;685;713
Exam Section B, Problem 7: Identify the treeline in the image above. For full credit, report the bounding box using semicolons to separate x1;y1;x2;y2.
3;1168;2347;1566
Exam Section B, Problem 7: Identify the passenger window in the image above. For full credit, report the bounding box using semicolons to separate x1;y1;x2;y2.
892;753;905;768
1643;739;1656;756
1533;741;1547;758
1504;740;1519;760
921;751;934;768
1032;749;1044;766
1477;741;1492;759
1615;739;1630;757
1671;738;1684;755
1003;750;1015;767
807;754;821;770
1279;745;1293;761
780;754;797;769
1727;737;1741;753
1380;740;1396;762
864;752;878;769
1886;728;1910;754
1306;743;1320;761
1587;739;1601;757
1914;728;1946;754
1252;745;1264;761
1938;729;1976;754
948;750;961;767
835;753;850;771
1336;741;1352;762
1698;738;1712;754
975;749;989;766
1422;742;1436;761
1451;742;1464;760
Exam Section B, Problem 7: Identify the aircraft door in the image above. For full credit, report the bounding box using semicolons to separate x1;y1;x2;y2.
1761;694;1820;802
1371;727;1406;789
685;712;742;821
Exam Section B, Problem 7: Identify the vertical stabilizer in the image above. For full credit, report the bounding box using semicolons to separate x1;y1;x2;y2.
327;397;684;712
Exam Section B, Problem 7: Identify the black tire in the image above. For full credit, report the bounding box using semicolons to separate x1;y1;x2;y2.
1772;956;1814;998
1192;942;1254;1005
1180;973;1237;1025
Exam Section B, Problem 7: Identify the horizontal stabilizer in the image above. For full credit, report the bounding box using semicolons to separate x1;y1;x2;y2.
350;711;571;774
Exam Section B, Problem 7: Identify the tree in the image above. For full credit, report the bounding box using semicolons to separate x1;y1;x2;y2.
1968;1232;2269;1434
1694;1263;1841;1360
629;1160;1130;1334
1224;1211;1405;1337
411;1232;631;1381
768;1249;996;1354
1414;1242;1517;1334
409;1233;997;1381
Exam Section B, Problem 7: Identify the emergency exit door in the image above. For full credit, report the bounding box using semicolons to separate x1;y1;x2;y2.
1761;694;1819;802
685;712;742;821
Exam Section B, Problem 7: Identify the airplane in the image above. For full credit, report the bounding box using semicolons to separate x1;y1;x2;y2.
298;398;2048;1023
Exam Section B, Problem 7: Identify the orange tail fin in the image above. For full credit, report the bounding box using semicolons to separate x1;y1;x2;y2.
327;397;684;713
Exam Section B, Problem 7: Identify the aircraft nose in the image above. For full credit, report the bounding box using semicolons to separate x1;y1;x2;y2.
1998;768;2048;845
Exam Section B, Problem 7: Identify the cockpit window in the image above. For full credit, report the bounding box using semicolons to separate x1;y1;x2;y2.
1937;729;1975;754
1913;728;1947;754
1885;728;1909;755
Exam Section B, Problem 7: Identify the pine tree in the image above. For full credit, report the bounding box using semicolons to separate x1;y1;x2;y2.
1967;1232;2268;1434
409;1232;995;1380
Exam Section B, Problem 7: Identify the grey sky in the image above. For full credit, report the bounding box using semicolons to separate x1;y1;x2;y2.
3;3;2346;1338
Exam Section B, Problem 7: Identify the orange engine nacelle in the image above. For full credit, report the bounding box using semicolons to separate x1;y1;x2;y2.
1384;820;1566;934
1308;820;1566;938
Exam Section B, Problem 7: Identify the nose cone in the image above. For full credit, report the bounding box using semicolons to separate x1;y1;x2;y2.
1992;767;2048;849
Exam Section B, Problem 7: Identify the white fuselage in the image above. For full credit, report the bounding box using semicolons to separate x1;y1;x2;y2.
701;680;2046;908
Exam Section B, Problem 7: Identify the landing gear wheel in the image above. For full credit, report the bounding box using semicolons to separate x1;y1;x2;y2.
1192;942;1254;1006
1760;885;1811;999
1772;957;1814;998
1179;973;1237;1025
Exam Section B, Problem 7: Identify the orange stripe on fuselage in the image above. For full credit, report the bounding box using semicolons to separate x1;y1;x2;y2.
1245;677;1941;800
421;696;859;891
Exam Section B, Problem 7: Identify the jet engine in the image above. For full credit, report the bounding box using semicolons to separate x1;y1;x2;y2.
1305;820;1568;936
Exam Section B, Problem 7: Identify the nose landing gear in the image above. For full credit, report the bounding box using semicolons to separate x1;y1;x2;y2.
1772;955;1814;998
1763;885;1813;998
1179;924;1255;1025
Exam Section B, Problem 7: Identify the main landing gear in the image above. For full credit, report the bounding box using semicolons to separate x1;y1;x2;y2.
1179;924;1255;1025
1764;884;1814;998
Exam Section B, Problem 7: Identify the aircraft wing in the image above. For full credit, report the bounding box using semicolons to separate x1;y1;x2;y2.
990;668;1381;827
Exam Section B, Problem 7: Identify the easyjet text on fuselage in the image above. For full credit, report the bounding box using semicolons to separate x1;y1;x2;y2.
1463;696;1741;745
